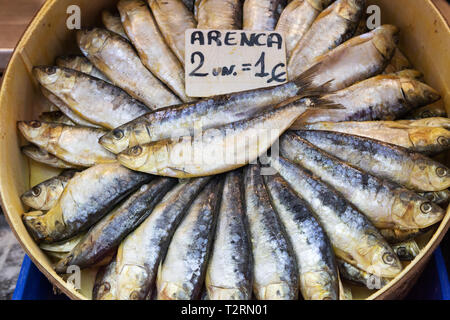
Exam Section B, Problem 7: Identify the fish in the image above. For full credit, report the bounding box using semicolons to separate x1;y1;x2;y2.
117;96;340;178
22;162;151;243
264;172;339;300
397;117;450;130
35;67;150;130
418;189;450;208
21;170;78;211
148;0;197;65
392;240;420;261
21;145;80;169
391;69;423;80
337;259;389;289
205;170;253;300
39;232;85;253
116;177;211;300
295;130;450;192
383;48;411;74
290;24;399;90
406;100;448;120
265;155;402;278
280;132;445;229
39;111;75;126
243;0;285;31
276;0;333;58
288;0;364;78
56;55;111;83
99;63;330;154
93;257;118;300
54;178;176;272
40;87;102;129
244;164;298;300
379;228;424;244
298;120;450;155
18;121;116;167
157;179;222;300
196;0;243;29
77;28;181;108
101;10;130;40
118;0;193;103
292;75;440;125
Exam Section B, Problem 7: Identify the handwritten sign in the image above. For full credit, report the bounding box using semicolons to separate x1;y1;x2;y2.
185;29;287;97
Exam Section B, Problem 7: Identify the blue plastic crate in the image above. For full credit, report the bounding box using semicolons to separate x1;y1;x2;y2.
12;247;450;300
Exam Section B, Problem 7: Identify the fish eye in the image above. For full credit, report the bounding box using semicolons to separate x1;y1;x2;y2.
130;291;140;300
45;66;57;74
29;120;41;128
397;247;407;257
31;186;41;197
436;167;448;177
382;252;395;265
129;146;142;156
437;136;449;146
421;111;432;118
420;202;433;213
112;129;124;140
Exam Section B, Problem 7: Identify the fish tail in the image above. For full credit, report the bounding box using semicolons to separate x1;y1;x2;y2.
292;62;333;94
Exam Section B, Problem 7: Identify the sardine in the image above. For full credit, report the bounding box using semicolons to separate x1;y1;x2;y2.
295;130;450;191
397;117;450;130
205;170;253;300
21;170;77;211
280;132;445;229
392;240;420;261
93;257;118;300
383;48;411;74
77;28;181;108
299;120;450;155
379;228;424;244
55;178;176;272
118;0;192;103
243;0;284;31
157;179;222;300
406;100;448;120
39;111;75;126
116;177;211;300
291;25;399;90
99;64;328;154
244;164;298;300
276;0;332;58
22;162;151;243
41;87;102;129
264;172;339;300
288;0;364;78
56;55;111;83
196;0;243;29
148;0;197;65
18;121;116;167
418;189;450;208
21;145;79;169
117;96;339;178
102;10;130;40
35;67;150;130
337;259;389;289
265;155;402;278
292;75;440;125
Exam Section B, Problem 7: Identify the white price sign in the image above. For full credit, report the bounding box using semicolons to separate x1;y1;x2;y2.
185;29;287;97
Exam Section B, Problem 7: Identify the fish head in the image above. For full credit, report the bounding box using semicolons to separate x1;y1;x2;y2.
117;145;150;171
33;66;76;93
21;184;48;210
372;25;399;60
117;264;149;300
400;78;441;109
366;238;403;278
17;120;53;143
409;127;450;154
77;28;109;56
256;283;297;300
22;211;48;242
99;123;138;154
410;158;450;191
392;191;445;229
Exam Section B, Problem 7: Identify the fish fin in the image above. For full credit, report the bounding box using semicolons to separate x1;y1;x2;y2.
292;62;324;91
304;96;345;110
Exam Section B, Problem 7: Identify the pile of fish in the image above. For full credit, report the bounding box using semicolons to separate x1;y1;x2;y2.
17;0;449;300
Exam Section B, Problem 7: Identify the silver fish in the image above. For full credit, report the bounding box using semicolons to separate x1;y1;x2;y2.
56;55;111;83
196;0;243;29
243;0;285;31
21;145;80;169
93;257;118;300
